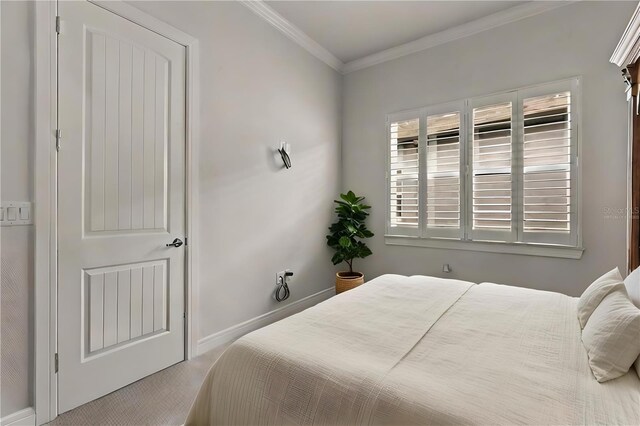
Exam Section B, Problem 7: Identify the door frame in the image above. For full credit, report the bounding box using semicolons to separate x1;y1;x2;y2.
34;1;200;423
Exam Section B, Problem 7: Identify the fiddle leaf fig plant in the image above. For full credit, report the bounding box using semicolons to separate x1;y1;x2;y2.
326;191;374;273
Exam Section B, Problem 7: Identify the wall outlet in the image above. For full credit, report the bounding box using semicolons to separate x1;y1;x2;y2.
276;269;293;286
442;263;452;273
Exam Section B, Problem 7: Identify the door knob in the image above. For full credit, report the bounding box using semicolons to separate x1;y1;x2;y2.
166;238;183;248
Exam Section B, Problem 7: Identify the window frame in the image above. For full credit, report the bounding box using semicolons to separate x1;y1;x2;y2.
385;77;583;258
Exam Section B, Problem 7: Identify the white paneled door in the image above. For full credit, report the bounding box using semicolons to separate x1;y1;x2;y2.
57;1;186;413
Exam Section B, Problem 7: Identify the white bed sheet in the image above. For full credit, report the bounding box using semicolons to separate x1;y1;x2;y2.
186;275;640;425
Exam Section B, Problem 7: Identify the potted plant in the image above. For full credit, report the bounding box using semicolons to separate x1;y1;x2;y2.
326;191;374;293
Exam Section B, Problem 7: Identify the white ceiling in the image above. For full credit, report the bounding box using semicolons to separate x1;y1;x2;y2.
265;1;526;63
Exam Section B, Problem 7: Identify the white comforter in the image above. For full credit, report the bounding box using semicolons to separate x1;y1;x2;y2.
186;275;640;425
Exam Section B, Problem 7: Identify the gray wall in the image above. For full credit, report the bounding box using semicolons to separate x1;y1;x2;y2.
127;0;342;338
342;1;635;297
1;0;35;417
1;0;342;416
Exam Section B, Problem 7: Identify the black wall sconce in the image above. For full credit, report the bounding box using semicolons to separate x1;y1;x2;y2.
278;141;292;169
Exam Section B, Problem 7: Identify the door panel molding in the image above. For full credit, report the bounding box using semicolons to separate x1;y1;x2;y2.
82;259;169;358
34;1;200;423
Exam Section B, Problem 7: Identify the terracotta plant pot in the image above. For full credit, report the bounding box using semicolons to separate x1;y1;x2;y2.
335;271;364;294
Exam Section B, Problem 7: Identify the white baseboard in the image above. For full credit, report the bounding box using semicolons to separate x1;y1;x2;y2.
1;408;35;426
196;287;334;356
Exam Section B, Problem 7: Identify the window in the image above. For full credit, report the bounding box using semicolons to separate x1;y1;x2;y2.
389;118;419;230
386;78;581;256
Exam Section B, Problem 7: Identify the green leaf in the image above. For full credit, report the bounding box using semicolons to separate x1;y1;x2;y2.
339;193;351;203
361;229;374;238
338;236;351;248
359;246;373;258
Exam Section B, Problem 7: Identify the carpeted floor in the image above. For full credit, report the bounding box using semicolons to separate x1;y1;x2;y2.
47;344;229;426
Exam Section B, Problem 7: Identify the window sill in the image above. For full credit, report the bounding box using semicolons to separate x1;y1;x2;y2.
384;235;584;259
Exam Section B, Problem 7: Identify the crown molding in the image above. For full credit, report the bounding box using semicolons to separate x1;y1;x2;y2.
342;1;577;74
611;2;640;67
239;0;344;72
240;1;577;75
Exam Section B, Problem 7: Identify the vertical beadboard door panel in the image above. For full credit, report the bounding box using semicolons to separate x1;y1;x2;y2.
57;0;186;413
116;270;131;343
155;56;168;230
153;263;166;331
103;36;120;231
83;261;168;355
102;272;119;348
86;34;169;234
89;31;106;232
118;42;133;231
131;47;145;230
88;273;104;353
129;266;144;339
141;265;155;335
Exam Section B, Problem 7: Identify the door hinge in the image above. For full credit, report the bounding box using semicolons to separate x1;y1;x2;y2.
54;353;59;373
55;129;61;152
55;16;61;34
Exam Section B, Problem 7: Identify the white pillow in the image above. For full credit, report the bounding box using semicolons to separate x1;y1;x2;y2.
577;268;625;329
625;267;640;378
581;288;640;382
624;266;640;309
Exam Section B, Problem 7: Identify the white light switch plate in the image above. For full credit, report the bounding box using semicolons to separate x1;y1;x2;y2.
0;202;33;226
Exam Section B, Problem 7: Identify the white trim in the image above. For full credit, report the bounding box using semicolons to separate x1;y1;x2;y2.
34;1;201;423
184;35;201;362
611;2;640;67
1;408;36;426
196;287;335;356
239;0;344;72
385;235;584;260
238;0;575;75
343;1;576;74
88;1;198;45
34;1;57;424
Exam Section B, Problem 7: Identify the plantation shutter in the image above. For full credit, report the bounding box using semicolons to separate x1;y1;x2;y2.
519;79;578;246
468;93;517;242
388;113;421;236
386;78;580;249
424;102;464;238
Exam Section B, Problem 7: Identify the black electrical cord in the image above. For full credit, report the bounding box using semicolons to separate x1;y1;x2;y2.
275;278;290;302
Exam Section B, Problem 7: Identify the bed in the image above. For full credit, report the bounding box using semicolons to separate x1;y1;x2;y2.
186;275;640;425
